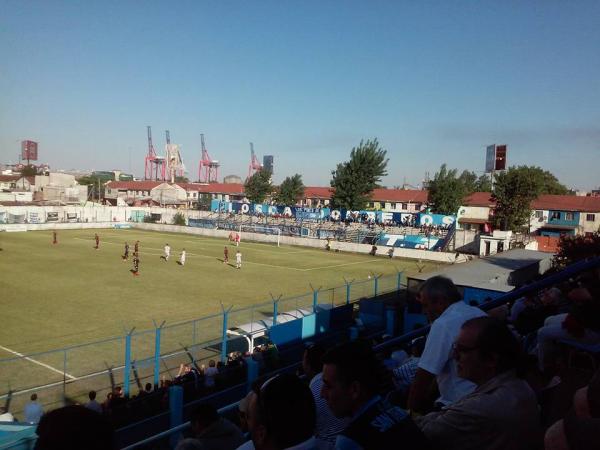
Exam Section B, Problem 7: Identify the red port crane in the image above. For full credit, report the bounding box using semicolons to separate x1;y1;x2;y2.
144;126;166;181
198;134;219;183
247;142;263;179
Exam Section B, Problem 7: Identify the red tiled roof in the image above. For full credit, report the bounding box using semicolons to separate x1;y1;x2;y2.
0;175;20;182
304;186;334;199
106;181;162;190
196;183;245;194
531;195;600;213
370;189;428;203
463;192;496;207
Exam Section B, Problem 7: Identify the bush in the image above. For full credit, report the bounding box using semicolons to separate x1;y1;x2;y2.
172;212;186;226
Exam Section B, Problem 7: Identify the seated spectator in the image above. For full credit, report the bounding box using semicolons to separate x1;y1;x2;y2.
34;405;115;450
0;406;14;422
175;403;245;450
302;343;350;449
416;317;542;450
514;287;569;337
573;369;600;419
544;411;600;450
245;373;316;450
392;337;426;395
408;276;486;413
85;390;103;414
537;286;600;373
24;393;44;424
321;340;429;450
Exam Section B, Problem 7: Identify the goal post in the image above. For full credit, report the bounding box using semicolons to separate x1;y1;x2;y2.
239;224;281;247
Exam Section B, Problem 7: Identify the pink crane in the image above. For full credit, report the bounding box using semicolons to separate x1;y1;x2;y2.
247;142;263;179
198;134;219;183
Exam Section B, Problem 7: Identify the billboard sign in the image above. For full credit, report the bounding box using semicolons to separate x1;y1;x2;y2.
485;145;496;173
495;145;507;170
485;144;508;172
21;140;38;161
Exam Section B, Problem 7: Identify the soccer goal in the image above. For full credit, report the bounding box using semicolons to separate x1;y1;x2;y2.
239;224;282;247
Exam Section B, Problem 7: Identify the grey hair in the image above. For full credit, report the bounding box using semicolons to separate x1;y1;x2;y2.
419;276;462;304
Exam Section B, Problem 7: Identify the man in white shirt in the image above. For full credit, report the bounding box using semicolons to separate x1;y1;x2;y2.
408;276;486;413
164;243;171;261
24;393;44;424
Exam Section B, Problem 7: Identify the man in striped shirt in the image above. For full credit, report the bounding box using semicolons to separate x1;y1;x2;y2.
302;343;350;449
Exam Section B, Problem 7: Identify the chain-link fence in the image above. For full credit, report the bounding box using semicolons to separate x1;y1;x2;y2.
0;272;403;417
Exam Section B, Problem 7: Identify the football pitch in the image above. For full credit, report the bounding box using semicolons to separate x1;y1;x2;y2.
0;228;438;406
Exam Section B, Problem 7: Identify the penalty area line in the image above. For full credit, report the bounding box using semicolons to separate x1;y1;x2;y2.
0;344;77;380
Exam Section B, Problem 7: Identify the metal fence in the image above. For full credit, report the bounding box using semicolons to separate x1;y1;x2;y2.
0;272;403;418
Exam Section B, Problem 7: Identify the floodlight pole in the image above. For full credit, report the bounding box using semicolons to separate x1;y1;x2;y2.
371;272;382;297
310;283;322;313
343;277;355;305
270;293;283;326
396;270;404;292
220;303;233;364
153;320;166;388
123;327;136;397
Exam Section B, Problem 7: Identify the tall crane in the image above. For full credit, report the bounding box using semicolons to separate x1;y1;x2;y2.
247;142;263;179
144;126;166;181
198;134;220;183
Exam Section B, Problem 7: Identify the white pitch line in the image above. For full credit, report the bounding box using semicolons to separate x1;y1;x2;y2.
0;344;77;380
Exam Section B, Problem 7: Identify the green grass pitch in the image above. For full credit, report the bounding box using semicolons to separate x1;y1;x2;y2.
0;228;438;408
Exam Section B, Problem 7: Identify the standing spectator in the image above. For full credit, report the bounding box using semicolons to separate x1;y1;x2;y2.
321;341;429;450
245;374;316;450
302;343;349;449
416;317;542;450
24;393;44;424
176;403;245;450
85;390;103;414
408;276;486;413
203;360;219;389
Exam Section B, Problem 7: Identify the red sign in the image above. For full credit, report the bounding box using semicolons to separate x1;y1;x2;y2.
21;140;38;161
495;145;507;171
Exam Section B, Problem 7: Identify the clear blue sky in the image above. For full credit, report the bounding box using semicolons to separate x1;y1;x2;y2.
1;1;599;190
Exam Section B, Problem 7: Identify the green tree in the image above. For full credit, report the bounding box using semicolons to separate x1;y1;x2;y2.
458;170;478;195
553;232;600;269
476;174;493;192
20;165;39;177
77;175;107;201
244;169;273;203
175;176;189;183
493;165;570;231
172;212;186;226
330;139;388;210
275;174;305;206
427;164;466;215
